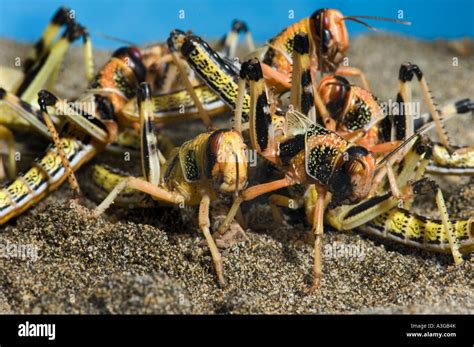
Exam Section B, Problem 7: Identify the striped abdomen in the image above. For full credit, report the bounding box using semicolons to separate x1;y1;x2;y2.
120;85;226;125
361;208;473;254
179;35;250;121
0;131;97;225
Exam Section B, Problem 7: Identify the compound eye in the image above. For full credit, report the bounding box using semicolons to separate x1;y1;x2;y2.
322;29;332;52
310;9;326;42
128;46;142;61
346;159;365;175
331;83;344;99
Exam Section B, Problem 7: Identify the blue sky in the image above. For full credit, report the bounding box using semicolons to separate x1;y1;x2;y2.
1;0;473;48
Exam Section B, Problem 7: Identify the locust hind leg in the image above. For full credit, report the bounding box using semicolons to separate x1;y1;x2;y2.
92;173;227;278
290;33;319;124
92;82;183;214
22;7;95;91
391;63;452;150
424;99;474;175
0;87;59;178
289;33;336;129
16;21;93;104
217;19;255;58
0;88;55;138
22;6;73;74
92;82;182;213
0;125;16;181
38;91;81;196
37;89;114;144
0;15;94;145
36;86;119;197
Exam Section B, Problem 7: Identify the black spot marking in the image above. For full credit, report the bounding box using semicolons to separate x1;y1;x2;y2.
279;135;305;165
344;97;372;130
241;59;263;81
378;115;392;143
411;178;438;195
293;33;309;54
301;91;315;116
255;93;272;151
306;145;339;184
184;149;200;181
329;168;354;206
95;95;115;120
306;124;331;137
163;152;179;183
394;93;407;140
180;37;197;57
262;47;275;66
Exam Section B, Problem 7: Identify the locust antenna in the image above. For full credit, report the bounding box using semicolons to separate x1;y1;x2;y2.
95;31;137;46
344;15;411;25
343;15;411;31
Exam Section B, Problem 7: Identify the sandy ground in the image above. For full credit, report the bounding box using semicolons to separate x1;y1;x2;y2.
0;34;472;314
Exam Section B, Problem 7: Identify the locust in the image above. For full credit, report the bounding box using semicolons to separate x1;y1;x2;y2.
0;7;255;225
259;9;410;89
214;50;472;290
1;6;472;293
91;82;248;287
0;6;94;180
0;44;148;225
115;18;256;128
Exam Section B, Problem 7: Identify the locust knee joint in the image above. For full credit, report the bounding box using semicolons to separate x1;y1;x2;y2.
199;218;210;230
38;90;59;108
410;177;439;196
454;98;474;115
399;62;423;82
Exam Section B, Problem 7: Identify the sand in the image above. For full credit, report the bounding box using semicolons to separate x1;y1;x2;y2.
0;34;472;314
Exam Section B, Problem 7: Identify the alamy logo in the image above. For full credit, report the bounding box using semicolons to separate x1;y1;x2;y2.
18;321;56;340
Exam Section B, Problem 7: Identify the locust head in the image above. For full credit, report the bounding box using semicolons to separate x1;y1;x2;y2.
309;9;349;71
112;46;146;83
206;130;248;194
329;146;375;205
